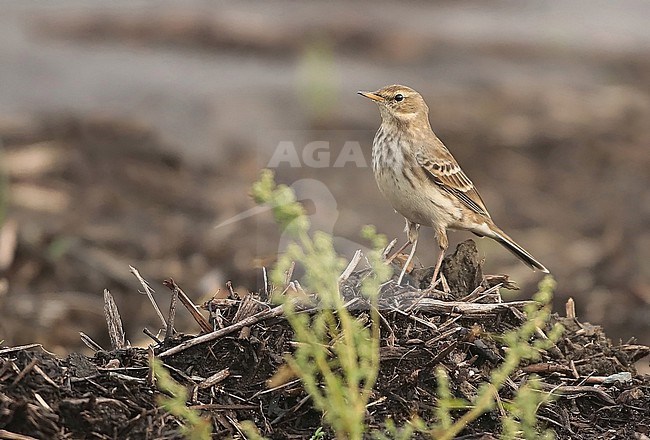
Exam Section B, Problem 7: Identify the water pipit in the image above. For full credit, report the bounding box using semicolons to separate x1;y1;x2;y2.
359;85;549;286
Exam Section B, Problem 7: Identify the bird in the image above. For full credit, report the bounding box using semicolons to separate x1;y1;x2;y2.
358;85;549;286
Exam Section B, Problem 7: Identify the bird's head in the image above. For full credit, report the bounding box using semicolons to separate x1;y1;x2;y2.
358;85;429;124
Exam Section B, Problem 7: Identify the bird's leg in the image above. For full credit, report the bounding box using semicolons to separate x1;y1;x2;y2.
397;238;417;285
430;229;448;289
395;221;420;285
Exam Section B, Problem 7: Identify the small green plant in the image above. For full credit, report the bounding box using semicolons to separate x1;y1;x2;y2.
240;421;267;440
501;375;552;440
151;358;212;440
310;426;327;440
252;170;391;440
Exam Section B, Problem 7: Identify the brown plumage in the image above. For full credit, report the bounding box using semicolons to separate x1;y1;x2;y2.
359;85;549;285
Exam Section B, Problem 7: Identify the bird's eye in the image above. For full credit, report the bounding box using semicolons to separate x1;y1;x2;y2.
394;94;404;102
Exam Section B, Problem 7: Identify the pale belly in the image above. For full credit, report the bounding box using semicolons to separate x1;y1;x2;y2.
375;169;463;230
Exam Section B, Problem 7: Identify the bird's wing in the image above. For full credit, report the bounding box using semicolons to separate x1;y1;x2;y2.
416;143;491;218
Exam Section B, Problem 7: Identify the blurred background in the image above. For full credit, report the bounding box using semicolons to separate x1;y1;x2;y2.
0;1;648;361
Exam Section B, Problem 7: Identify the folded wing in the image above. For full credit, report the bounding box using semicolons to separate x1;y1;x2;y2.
416;146;491;218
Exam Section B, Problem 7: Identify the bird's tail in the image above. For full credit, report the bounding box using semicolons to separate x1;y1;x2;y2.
483;224;549;273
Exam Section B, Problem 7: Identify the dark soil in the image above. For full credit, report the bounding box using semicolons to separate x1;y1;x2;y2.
1;243;648;439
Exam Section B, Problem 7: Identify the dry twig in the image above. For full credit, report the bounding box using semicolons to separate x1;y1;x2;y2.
129;265;167;329
79;332;103;352
163;278;212;333
158;304;287;358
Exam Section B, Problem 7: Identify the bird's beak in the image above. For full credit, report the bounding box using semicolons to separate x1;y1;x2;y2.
357;91;385;103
